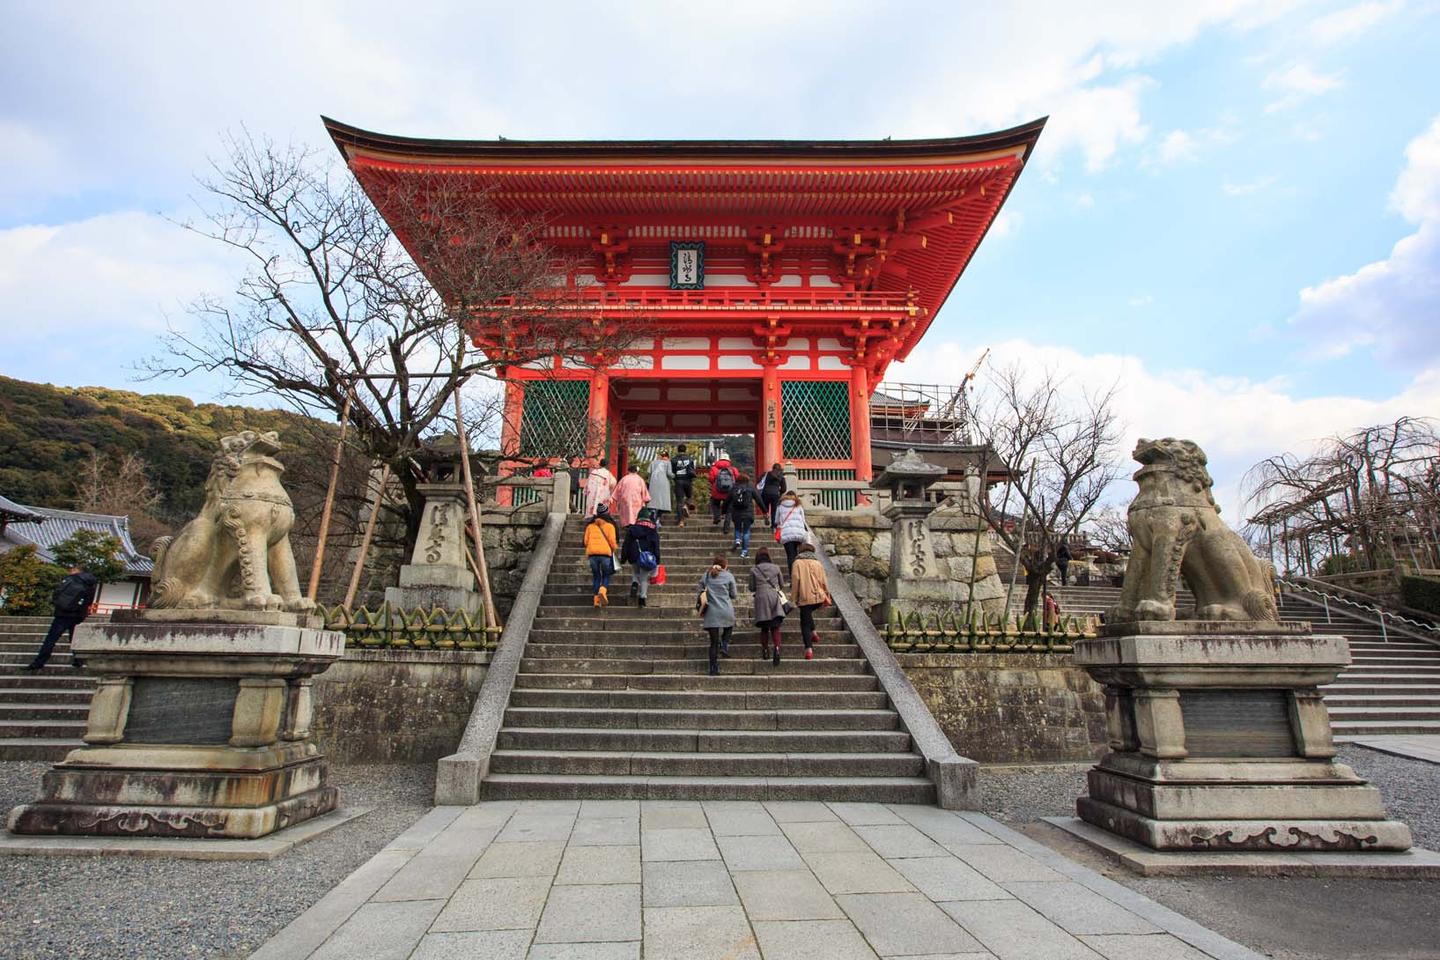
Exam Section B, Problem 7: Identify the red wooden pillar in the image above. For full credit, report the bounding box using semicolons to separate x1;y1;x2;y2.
849;363;873;482
760;361;783;469
587;370;610;465
497;379;524;506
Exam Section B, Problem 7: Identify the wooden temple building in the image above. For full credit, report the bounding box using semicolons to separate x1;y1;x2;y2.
325;118;1043;485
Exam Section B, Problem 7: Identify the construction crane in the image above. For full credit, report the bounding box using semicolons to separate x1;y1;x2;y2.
960;347;990;392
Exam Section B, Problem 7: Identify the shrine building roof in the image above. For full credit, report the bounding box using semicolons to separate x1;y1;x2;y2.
324;116;1045;360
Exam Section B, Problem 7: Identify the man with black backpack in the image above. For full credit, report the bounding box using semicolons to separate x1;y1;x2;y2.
24;565;98;671
671;444;697;527
708;451;736;534
728;472;760;559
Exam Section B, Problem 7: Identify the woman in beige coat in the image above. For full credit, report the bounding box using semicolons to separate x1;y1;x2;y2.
789;542;831;660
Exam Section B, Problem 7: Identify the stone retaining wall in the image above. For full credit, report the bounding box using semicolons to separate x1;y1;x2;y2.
898;652;1107;763
810;509;1006;621
312;648;491;763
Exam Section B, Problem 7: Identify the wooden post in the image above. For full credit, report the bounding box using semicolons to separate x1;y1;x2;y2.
343;462;391;610
848;363;872;483
454;388;499;630
307;391;353;602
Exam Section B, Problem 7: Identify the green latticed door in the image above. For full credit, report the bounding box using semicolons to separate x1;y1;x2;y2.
781;380;852;460
519;380;589;459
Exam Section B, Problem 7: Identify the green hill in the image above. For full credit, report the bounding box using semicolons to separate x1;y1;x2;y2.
0;375;333;522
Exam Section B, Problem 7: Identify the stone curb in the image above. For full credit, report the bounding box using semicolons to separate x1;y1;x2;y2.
960;813;1267;960
435;512;567;803
815;536;979;808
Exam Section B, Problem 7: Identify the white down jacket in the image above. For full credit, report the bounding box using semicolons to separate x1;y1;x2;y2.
774;498;809;544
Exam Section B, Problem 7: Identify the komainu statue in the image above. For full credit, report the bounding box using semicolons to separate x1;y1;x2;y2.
1110;438;1278;623
150;430;314;613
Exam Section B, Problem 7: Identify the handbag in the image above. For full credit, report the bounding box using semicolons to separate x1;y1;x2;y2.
777;587;795;616
696;574;710;615
652;564;667;586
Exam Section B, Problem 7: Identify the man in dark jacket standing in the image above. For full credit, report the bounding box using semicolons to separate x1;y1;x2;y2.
24;566;98;671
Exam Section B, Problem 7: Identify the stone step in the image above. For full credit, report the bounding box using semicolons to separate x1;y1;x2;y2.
0;718;88;737
1333;672;1440;684
507;688;891;711
528;617;846;635
488;749;927;777
0;652;77;665
524;642;862;660
1322;683;1440;695
500;707;901;733
0;674;95;689
518;657;868;675
1332;720;1440;737
0;687;96;705
1324;694;1440;707
0;737;83;761
515;672;879;692
479;773;937;803
1327;706;1440;721
0;703;88;721
497;725;911;751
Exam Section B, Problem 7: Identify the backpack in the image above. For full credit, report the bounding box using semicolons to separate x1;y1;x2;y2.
672;455;695;479
53;575;91;616
714;466;735;493
730;486;754;513
637;549;658;572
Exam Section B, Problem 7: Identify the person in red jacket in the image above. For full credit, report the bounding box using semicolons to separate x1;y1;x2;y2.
708;451;736;535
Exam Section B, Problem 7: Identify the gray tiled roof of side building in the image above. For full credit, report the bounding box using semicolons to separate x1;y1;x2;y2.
0;494;154;576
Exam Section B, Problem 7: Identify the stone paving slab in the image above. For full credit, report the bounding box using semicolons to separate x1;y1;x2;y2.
248;801;1269;960
1352;734;1440;765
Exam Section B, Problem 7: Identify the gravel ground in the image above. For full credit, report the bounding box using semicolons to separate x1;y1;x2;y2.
982;745;1440;960
0;761;435;960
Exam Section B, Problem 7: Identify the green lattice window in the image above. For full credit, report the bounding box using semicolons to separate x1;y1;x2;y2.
781;381;852;460
519;380;589;458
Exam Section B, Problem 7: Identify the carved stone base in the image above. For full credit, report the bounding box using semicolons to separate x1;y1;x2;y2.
385;582;482;614
1073;623;1414;853
6;620;344;841
6;745;337;839
1077;795;1413;852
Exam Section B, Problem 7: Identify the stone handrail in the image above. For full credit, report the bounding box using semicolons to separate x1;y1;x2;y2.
813;536;980;809
1282;576;1440;648
434;509;567;803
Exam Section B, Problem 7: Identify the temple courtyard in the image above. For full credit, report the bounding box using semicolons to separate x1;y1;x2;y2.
1;749;1436;959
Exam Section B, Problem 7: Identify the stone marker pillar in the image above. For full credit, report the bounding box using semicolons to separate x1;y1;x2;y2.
1073;438;1412;852
873;449;963;622
386;481;482;614
6;430;346;840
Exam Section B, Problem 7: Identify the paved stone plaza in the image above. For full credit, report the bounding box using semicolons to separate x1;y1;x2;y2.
252;799;1261;960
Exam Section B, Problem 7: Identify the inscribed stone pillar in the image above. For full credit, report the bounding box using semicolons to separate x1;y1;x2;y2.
386;482;482;614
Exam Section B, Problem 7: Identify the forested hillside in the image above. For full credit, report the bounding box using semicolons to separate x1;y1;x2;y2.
0;375;335;523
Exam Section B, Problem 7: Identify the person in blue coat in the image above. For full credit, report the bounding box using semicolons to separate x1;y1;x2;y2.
621;507;662;608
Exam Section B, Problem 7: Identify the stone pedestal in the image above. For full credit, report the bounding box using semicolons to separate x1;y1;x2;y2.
386;482;481;613
881;500;970;619
1073;622;1412;852
7;614;344;839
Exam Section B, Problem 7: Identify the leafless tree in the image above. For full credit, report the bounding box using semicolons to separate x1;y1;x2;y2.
971;363;1123;614
74;452;172;548
1083;505;1132;555
147;132;641;550
1243;416;1440;576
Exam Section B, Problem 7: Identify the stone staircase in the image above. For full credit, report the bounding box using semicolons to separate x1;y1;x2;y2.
1050;582;1440;742
0;615;94;760
480;514;935;802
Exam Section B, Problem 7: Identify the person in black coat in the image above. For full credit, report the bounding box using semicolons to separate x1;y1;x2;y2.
24;566;98;671
1055;540;1072;586
620;508;662;607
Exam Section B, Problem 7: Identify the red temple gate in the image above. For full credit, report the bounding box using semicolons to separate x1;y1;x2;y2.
326;118;1044;483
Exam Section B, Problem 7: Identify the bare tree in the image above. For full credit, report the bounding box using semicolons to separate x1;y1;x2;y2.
971;362;1123;614
1243;416;1440;576
147;132;640;551
74;452;172;549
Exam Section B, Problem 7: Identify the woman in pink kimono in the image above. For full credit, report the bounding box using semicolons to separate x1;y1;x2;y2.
611;463;651;528
583;457;617;518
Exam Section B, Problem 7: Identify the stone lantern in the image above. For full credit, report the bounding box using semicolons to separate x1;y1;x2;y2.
873;449;966;621
385;436;482;614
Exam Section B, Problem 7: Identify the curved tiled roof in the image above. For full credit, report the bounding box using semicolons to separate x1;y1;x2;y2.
0;494;153;576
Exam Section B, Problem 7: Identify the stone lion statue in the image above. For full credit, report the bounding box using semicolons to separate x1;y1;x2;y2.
149;430;314;614
1110;438;1278;623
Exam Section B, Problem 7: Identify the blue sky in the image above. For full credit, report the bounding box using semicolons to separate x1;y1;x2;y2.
2;0;1438;514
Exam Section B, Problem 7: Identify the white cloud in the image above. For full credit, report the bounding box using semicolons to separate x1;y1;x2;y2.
1158;130;1199;163
1076;193;1096;210
1289;115;1440;367
1222;175;1277;195
1306;0;1403;45
1264;63;1344;112
891;337;1440;518
1128;294;1154;307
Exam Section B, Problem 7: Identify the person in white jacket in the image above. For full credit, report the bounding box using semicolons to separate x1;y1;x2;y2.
774;491;809;573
